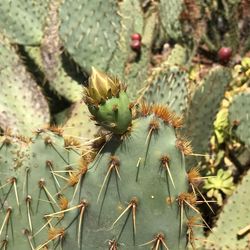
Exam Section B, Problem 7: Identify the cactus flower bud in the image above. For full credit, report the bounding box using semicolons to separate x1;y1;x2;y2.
85;67;123;105
84;68;132;134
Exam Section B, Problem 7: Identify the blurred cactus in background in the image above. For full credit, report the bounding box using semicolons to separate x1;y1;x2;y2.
0;0;250;249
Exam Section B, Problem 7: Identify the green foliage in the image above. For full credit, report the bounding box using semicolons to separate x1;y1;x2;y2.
203;169;235;206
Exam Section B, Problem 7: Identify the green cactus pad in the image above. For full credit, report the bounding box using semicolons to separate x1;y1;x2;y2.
26;45;83;103
0;0;49;45
0;38;50;136
58;111;194;250
204;169;250;249
159;0;183;41
229;91;250;147
61;101;99;143
143;66;189;115
59;0;121;72
108;0;154;101
184;67;232;168
0;130;84;249
108;0;144;78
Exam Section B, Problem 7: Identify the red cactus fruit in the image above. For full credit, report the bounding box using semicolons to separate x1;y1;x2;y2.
218;47;232;63
131;33;142;41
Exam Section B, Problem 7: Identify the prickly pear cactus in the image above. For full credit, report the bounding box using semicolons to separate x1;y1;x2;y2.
0;36;50;136
142;66;189;115
229;91;250;147
59;0;121;72
49;70;204;250
0;0;49;44
60;101;100;143
184;67;232;168
60;108;194;249
40;0;84;102
0;129;87;250
159;0;183;41
204;169;250;249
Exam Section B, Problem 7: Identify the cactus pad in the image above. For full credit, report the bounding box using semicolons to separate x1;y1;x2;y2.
57;104;198;249
229;91;250;147
184;67;232;168
142;66;189;115
204;170;250;249
59;0;121;72
0;0;49;45
0;38;50;136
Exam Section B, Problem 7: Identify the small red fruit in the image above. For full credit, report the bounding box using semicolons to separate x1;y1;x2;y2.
130;33;142;41
130;40;141;51
218;47;232;63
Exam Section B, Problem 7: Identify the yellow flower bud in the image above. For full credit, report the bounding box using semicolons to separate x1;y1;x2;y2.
85;67;122;105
